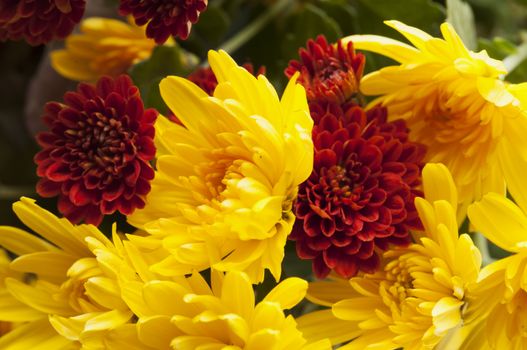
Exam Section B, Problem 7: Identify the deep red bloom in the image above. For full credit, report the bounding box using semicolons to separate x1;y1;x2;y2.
35;75;157;226
285;35;365;104
290;102;426;279
0;0;85;45
119;0;208;43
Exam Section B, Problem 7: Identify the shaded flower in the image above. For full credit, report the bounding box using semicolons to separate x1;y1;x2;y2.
285;35;365;104
128;50;313;283
121;269;331;349
345;20;527;216
290;102;425;278
0;0;86;45
51;17;158;82
0;198;145;348
297;164;482;349
462;191;527;349
118;0;208;43
35;75;157;226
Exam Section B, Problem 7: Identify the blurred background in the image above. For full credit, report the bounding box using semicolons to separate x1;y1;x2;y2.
0;0;525;260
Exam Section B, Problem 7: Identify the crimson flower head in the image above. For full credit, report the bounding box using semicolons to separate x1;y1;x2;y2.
290;102;426;279
285;35;365;104
0;0;86;45
119;0;208;44
35;75;157;226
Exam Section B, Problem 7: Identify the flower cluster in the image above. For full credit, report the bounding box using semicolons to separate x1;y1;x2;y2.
286;35;426;279
3;4;527;349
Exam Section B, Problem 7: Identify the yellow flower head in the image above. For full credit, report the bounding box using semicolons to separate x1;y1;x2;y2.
298;163;482;349
127;50;313;283
51;17;157;82
466;191;527;349
0;198;142;349
121;269;330;350
344;20;527;215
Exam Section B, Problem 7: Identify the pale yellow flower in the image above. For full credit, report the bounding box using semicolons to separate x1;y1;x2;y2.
128;50;313;283
461;191;527;349
0;198;145;349
298;164;482;349
345;21;527;217
51;17;157;82
121;269;330;350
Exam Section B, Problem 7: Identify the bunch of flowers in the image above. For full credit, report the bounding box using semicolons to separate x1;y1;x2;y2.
2;1;527;349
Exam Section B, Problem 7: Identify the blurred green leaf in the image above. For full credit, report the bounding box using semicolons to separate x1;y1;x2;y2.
355;0;445;37
316;0;358;36
129;45;194;113
193;5;231;45
446;0;477;50
478;37;517;59
281;4;342;61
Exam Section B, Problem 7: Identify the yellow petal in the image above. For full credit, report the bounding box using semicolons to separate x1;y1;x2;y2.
341;35;419;63
467;192;527;252
422;163;458;211
263;277;307;310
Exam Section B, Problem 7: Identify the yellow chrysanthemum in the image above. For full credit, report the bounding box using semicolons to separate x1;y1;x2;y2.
51;17;157;82
463;191;527;349
344;20;527;216
0;198;143;349
127;50;313;283
120;269;330;350
297;163;482;349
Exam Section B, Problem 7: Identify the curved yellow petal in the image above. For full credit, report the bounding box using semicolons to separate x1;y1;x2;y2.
467;192;527;252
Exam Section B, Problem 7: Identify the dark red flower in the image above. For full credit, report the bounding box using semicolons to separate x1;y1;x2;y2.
290;102;426;279
285;35;365;105
0;0;85;46
35;75;157;226
168;63;266;123
119;0;208;43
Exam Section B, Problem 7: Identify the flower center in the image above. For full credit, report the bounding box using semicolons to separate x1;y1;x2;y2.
324;165;354;198
65;109;133;182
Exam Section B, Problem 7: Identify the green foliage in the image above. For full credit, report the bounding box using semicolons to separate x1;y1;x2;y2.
129;45;196;114
446;0;477;49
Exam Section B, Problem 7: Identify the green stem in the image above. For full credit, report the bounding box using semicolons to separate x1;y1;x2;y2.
0;184;35;200
473;232;494;266
217;0;293;54
503;38;527;75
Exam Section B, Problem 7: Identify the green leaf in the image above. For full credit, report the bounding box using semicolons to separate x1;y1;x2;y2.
446;0;477;50
193;5;230;45
355;0;445;37
281;4;342;61
128;45;197;113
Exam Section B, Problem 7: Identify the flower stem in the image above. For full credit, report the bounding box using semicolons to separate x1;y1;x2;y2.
217;0;293;54
0;184;35;199
503;34;527;74
473;232;494;266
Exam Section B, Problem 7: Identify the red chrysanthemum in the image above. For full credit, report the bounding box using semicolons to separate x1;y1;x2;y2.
289;102;426;278
0;0;86;45
119;0;208;44
35;75;157;226
168;63;266;123
285;35;365;105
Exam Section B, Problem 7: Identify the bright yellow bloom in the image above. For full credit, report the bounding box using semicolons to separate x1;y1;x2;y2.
465;191;527;349
120;269;330;350
128;50;313;283
298;163;482;349
51;17;157;82
344;20;527;216
0;198;144;349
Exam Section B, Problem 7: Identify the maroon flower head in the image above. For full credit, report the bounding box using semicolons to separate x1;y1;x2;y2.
290;102;426;279
0;0;86;45
119;0;208;44
35;75;157;226
285;35;365;104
